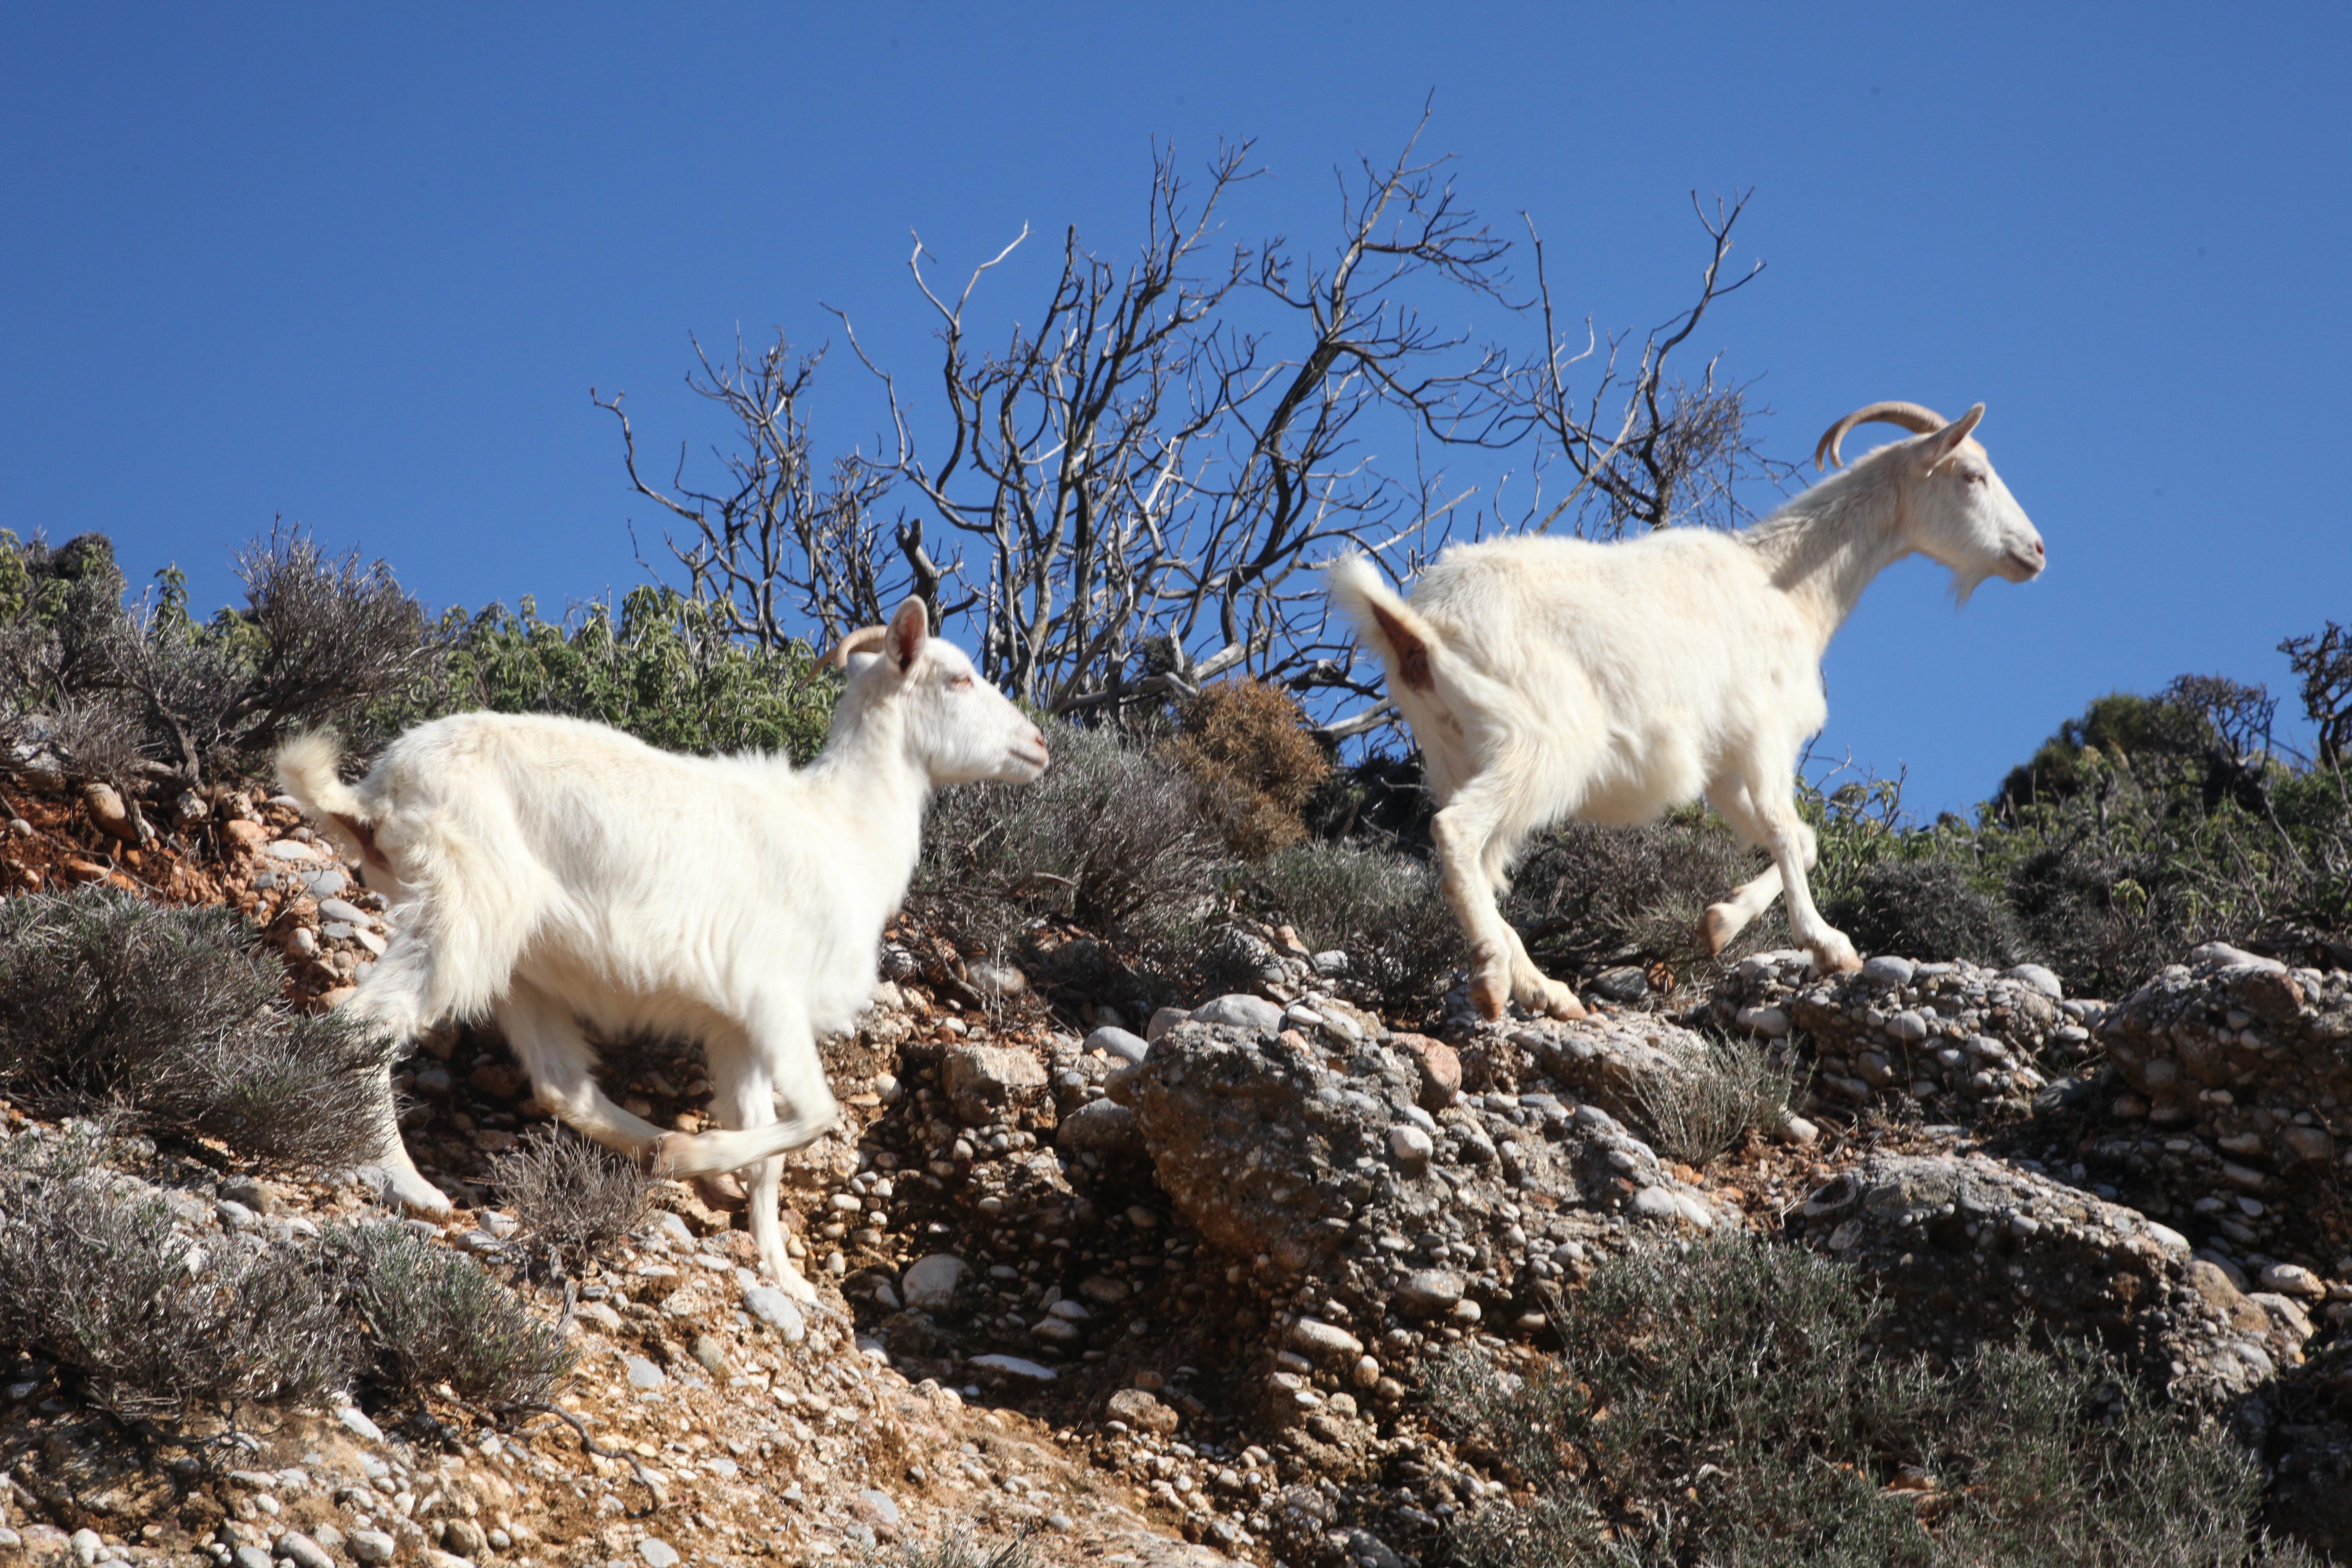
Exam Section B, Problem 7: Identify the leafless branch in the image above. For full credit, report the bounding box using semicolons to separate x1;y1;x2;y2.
1498;190;1794;539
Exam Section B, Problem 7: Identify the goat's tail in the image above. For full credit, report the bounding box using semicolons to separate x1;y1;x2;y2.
276;731;393;874
1327;556;1443;697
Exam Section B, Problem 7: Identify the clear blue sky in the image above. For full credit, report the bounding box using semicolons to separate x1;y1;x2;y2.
3;5;2346;815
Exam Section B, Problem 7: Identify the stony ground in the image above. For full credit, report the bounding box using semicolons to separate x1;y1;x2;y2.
4;762;2352;1565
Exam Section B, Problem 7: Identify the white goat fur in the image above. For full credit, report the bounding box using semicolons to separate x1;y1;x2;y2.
1329;403;2045;1022
276;598;1048;1303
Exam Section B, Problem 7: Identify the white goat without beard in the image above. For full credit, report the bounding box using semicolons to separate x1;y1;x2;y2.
276;596;1050;1303
1329;401;2047;1022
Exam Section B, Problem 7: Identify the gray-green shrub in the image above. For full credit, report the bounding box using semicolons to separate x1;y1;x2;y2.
328;1220;574;1411
866;1531;1035;1568
0;888;393;1166
1429;1236;2311;1568
0;1125;352;1418
918;724;1222;950
1249;840;1463;1014
1503;809;1759;968
1627;1037;1803;1168
0;527;436;783
490;1125;651;1275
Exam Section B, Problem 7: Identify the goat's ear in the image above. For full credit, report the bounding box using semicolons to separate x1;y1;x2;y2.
886;597;928;671
1923;403;1986;469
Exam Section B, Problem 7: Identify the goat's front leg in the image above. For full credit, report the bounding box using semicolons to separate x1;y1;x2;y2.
1700;778;1786;956
707;1041;817;1309
1433;788;1582;1021
1746;779;1861;974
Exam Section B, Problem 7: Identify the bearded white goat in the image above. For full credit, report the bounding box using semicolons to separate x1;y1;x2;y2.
277;598;1049;1302
1330;401;2045;1021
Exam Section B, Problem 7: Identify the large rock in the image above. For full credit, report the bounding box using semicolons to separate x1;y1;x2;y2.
1190;993;1286;1035
1700;950;2087;1117
2099;948;2350;1160
900;1253;966;1313
941;1043;1050;1126
1787;1150;2311;1407
1055;1098;1142;1159
1499;1013;1721;1124
2086;949;2352;1264
1125;1019;1732;1337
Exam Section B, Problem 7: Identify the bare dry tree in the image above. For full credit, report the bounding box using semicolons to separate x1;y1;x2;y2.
594;340;921;652
879;136;1258;714
593;119;1790;739
1499;190;1796;539
851;117;1522;721
2282;621;2352;768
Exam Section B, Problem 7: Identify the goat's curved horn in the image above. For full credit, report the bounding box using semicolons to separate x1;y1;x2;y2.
820;625;892;671
1813;401;1951;471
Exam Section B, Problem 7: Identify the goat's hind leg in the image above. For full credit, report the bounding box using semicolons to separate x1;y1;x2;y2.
336;932;455;1216
1434;777;1582;1021
1700;778;1792;957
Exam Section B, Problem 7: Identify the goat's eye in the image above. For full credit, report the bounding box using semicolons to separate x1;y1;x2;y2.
1965;470;1988;485
950;674;976;690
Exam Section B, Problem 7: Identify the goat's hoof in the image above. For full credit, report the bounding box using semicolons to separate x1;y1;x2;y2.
696;1173;749;1210
772;1264;820;1307
1812;935;1864;974
1540;984;1589;1021
1470;966;1511;1022
1511;971;1587;1020
1699;905;1738;957
365;1163;453;1217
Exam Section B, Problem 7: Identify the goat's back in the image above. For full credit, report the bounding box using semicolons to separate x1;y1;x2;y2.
351;712;898;1035
1401;531;1826;820
1413;531;1819;708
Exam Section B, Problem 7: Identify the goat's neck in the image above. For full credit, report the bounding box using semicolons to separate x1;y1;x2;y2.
1743;468;1913;653
799;701;933;864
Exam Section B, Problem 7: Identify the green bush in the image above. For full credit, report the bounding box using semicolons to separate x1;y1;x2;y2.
1824;859;2026;966
1303;747;1437;849
409;584;836;761
0;1124;353;1418
0;888;394;1166
1429;1236;2310;1568
328;1220;574;1411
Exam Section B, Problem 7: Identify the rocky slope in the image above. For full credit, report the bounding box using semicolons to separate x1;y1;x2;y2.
4;758;2352;1565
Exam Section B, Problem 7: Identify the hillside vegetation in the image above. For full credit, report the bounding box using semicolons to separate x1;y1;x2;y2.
0;524;2348;1568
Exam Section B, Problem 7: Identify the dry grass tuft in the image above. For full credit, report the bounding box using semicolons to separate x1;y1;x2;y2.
490;1124;651;1274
